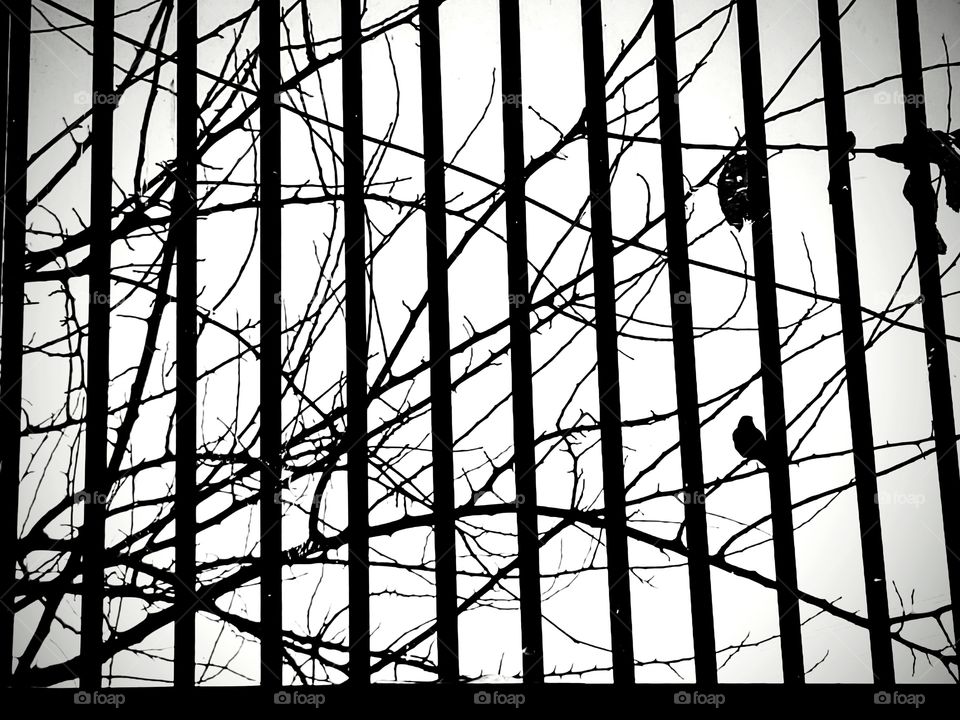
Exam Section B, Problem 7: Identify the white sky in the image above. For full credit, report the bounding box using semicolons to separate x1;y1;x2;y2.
11;0;960;685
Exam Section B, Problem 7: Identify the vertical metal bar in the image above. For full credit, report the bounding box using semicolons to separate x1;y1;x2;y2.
259;0;283;688
895;0;960;655
498;0;545;684
79;0;113;690
342;0;370;685
735;0;805;684
579;0;636;684
0;4;9;301
419;0;460;683
652;0;718;685
173;0;197;689
817;0;895;684
0;0;28;689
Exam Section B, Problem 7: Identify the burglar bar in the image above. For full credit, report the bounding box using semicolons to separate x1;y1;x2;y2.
259;0;283;687
0;0;29;689
173;0;198;689
817;0;895;683
419;0;460;683
894;0;960;655
342;0;371;685
499;0;545;683
735;0;805;684
79;0;114;691
652;0;719;684
0;3;9;296
579;0;636;684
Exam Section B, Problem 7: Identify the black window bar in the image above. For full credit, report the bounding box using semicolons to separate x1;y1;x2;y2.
817;0;895;684
652;0;719;685
78;0;114;692
0;2;9;301
895;0;960;657
735;0;805;684
342;0;371;686
498;0;545;684
259;0;283;689
173;0;198;689
0;0;29;690
579;0;636;684
419;0;460;684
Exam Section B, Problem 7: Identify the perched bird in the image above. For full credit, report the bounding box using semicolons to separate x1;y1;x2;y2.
733;415;768;467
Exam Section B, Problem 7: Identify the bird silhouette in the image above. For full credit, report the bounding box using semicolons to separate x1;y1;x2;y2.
733;415;768;467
